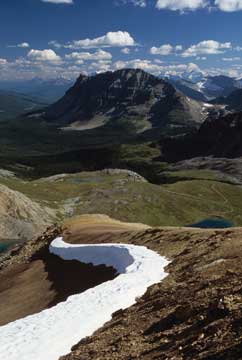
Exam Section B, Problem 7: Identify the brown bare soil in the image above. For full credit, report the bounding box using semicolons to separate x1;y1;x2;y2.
1;215;242;360
0;226;117;326
60;216;242;360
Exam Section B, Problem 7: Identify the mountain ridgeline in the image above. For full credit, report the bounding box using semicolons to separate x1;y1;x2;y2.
44;69;208;134
169;73;242;102
162;111;242;162
2;68;242;184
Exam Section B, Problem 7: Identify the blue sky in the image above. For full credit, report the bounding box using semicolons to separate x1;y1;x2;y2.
1;0;242;80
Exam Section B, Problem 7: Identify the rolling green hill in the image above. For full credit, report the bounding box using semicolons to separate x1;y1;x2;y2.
1;168;242;243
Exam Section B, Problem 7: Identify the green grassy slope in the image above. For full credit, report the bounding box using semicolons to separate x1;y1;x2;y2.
1;170;242;227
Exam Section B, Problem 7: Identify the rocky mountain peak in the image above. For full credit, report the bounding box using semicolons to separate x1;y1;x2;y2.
70;68;173;100
44;68;207;134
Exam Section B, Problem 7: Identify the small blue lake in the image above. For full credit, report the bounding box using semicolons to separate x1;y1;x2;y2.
189;218;234;229
0;241;16;255
0;243;10;254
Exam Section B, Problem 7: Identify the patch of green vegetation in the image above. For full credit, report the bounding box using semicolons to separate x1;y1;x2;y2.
119;143;160;161
161;169;220;183
106;116;151;134
1;171;242;227
117;143;167;182
0;115;242;228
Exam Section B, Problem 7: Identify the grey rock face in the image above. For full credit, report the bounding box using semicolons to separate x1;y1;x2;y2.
0;184;55;241
45;69;208;133
162;111;242;162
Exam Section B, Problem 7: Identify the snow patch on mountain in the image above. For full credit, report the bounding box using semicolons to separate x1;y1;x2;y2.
0;237;169;360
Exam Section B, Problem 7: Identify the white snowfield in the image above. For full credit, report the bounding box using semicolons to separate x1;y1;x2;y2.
0;237;169;360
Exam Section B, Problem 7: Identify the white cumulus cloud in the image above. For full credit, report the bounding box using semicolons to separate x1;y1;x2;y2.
48;40;62;49
0;58;7;65
113;58;201;76
156;0;208;11
7;42;30;48
182;40;232;57
150;44;182;55
222;56;240;61
175;45;183;51
113;59;164;73
27;49;62;62
121;47;131;54
65;31;136;49
116;0;146;7
66;50;112;62
215;0;242;12
155;0;242;12
88;60;112;73
18;42;30;48
41;0;73;4
150;44;173;55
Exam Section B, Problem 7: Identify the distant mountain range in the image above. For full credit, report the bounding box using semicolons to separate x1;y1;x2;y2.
2;71;239;126
167;72;242;102
44;69;213;135
0;77;74;104
2;68;242;180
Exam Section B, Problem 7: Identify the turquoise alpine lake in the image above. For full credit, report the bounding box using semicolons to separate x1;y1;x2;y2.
0;243;9;254
189;218;234;229
0;242;13;254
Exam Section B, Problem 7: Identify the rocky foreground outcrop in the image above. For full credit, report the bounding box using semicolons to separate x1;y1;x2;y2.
0;184;55;242
58;218;242;360
1;215;242;359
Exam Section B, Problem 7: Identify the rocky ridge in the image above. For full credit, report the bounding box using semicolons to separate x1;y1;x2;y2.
0;184;55;242
45;69;208;134
162;111;242;162
168;157;242;185
213;88;242;111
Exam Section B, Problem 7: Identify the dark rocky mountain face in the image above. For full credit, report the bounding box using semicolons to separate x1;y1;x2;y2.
162;111;242;162
198;111;242;156
46;69;173;120
207;75;241;96
213;88;242;111
45;69;207;134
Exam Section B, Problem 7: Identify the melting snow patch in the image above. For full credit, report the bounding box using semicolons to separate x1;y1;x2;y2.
0;237;169;360
203;103;213;108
